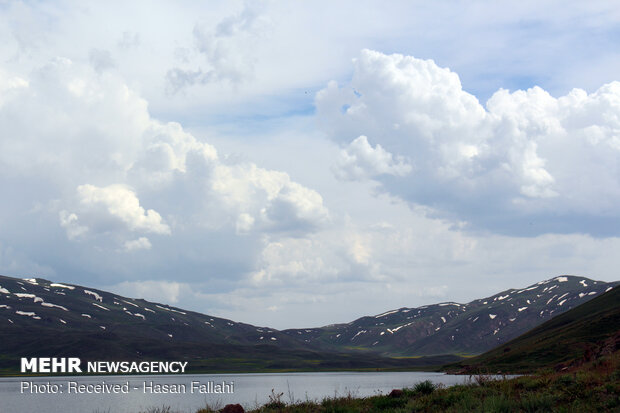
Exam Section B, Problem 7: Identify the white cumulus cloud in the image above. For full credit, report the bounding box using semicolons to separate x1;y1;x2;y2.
123;237;152;252
317;49;620;236
76;184;171;235
0;57;328;280
333;135;412;180
59;211;89;240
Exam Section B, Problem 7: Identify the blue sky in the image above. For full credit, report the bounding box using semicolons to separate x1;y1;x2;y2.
1;1;620;328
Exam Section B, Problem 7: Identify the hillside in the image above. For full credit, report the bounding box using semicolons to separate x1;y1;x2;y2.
450;285;620;373
239;355;620;413
0;274;457;373
0;273;617;375
283;275;618;356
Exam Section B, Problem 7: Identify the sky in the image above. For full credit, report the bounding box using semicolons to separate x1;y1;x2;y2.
1;1;620;329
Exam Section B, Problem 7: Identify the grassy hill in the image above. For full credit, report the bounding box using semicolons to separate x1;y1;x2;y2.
283;275;618;357
1;273;617;375
229;354;620;413
0;274;460;374
449;286;620;374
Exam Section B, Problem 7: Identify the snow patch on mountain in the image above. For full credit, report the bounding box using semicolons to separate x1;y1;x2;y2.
156;305;186;315
50;283;75;290
84;290;103;302
41;302;68;311
375;309;399;318
16;310;40;319
92;303;110;311
351;330;367;340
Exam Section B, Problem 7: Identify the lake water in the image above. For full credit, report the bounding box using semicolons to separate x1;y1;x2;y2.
0;371;485;413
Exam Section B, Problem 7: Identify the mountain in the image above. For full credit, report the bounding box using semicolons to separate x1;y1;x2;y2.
0;274;457;373
282;275;618;356
0;274;617;374
447;285;620;373
0;274;305;351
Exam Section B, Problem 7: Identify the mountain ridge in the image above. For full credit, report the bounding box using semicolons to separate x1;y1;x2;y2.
0;273;617;374
282;275;619;356
447;284;620;373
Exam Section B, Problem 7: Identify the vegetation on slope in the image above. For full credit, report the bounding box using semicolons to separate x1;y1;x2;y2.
164;286;619;412
0;274;462;375
448;286;620;374
283;276;618;357
242;356;619;412
136;352;620;412
2;274;617;376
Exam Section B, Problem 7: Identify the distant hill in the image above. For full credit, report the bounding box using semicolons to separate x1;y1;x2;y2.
283;276;618;356
0;273;617;374
448;285;620;373
0;274;457;373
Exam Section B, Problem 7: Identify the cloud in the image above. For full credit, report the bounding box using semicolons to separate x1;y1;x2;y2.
75;184;171;235
110;280;185;304
89;48;115;73
249;237;340;285
333;135;412;180
0;73;28;107
2;3;620;329
117;31;140;49
165;3;267;93
210;162;329;234
0;57;328;281
0;243;56;278
59;211;88;240
317;49;620;236
123;237;152;252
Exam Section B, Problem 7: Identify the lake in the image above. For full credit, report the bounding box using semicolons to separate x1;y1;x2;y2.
0;371;488;413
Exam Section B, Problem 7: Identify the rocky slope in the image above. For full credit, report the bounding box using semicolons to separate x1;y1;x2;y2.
0;274;616;371
450;285;620;373
282;276;618;356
